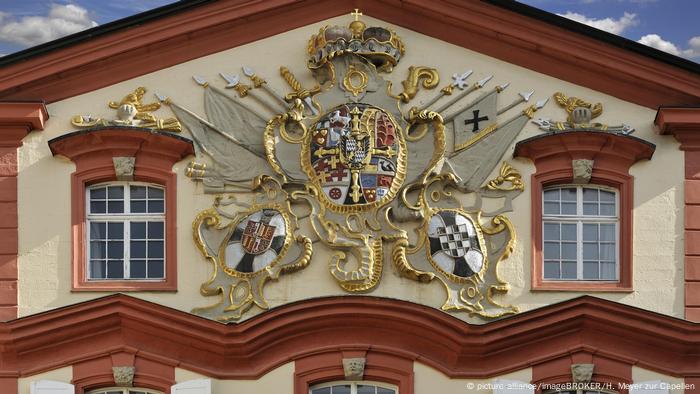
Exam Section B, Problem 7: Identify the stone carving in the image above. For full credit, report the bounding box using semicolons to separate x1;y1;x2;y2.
71;87;181;132
162;10;547;321
112;366;135;387
113;157;135;181
343;358;366;380
571;363;594;383
533;91;634;134
572;159;594;184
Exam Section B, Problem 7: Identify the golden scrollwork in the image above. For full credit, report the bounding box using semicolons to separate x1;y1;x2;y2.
391;66;440;103
71;86;181;132
553;91;603;123
485;162;524;191
342;65;369;96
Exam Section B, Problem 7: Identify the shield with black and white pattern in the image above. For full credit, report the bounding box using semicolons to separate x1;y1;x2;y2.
427;210;484;278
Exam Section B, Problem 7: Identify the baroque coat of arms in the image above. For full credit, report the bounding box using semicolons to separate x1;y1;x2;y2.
154;11;549;322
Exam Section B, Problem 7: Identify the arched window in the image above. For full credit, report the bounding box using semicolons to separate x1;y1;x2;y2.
310;381;398;394
87;182;165;280
88;388;162;394
542;185;618;281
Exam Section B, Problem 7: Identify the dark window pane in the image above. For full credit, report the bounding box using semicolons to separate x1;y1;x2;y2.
543;201;559;215
148;221;164;239
148;200;164;213
600;190;615;202
107;222;123;239
311;388;331;394
561;242;576;260
601;262;616;280
600;203;615;216
131;241;147;258
357;385;375;394
107;186;124;199
107;260;124;279
561;224;576;241
583;202;598;215
600;224;616;241
131;222;147;239
583;242;598;259
543;223;559;241
561;202;576;215
91;201;106;214
377;389;395;394
130;260;147;279
148;187;164;199
149;260;164;278
90;222;106;239
543;189;559;201
108;201;124;214
148;241;164;258
561;261;577;279
544;242;559;259
130;186;147;199
90;187;106;199
582;188;598;202
90;260;106;279
131;200;147;213
583;224;598;241
600;243;616;260
583;261;599;279
90;241;106;259
332;385;351;394
561;187;577;201
108;241;123;258
544;261;560;279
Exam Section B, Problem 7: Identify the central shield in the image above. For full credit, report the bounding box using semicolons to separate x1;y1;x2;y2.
303;103;406;212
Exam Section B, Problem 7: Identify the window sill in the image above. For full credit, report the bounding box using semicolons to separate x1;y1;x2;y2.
72;281;177;292
532;281;633;292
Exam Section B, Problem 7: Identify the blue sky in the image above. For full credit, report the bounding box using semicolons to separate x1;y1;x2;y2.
0;0;697;62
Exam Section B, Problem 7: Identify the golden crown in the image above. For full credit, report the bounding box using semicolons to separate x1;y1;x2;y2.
307;9;405;72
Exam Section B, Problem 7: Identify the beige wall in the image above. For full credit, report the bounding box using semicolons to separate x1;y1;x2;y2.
414;363;531;393
17;366;72;394
175;363;293;394
17;15;685;322
632;366;687;394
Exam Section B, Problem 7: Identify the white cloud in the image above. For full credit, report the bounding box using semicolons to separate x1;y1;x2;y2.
637;34;700;59
557;11;638;35
0;4;98;47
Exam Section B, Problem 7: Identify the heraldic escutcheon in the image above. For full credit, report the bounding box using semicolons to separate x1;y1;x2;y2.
154;9;552;322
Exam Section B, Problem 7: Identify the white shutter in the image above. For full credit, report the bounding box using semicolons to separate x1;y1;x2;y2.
629;380;669;394
171;378;212;394
492;379;534;394
30;380;74;394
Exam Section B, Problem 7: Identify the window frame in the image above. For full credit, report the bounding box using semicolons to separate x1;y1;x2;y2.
541;184;620;282
309;381;398;394
86;181;166;281
48;128;192;292
88;388;163;394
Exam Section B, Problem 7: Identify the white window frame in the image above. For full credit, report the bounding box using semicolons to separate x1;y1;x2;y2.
86;181;166;281
88;388;163;394
309;381;398;394
542;184;620;281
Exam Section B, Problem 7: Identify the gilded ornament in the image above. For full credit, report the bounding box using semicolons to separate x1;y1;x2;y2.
71;86;181;132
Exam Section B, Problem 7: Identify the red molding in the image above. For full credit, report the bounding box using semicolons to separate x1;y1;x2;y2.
48;128;194;291
656;107;700;321
0;1;698;109
514;131;654;292
73;351;175;394
532;352;632;394
0;102;48;322
0;295;698;381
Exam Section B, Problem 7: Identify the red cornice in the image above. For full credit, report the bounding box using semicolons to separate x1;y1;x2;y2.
0;295;697;380
0;1;698;108
655;107;700;150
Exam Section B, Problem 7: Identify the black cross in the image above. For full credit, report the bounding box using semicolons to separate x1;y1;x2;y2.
464;110;489;132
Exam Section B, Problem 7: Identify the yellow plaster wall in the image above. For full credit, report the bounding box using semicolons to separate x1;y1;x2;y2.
414;363;532;393
175;363;293;394
632;366;687;394
17;14;684;322
17;366;73;394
